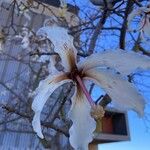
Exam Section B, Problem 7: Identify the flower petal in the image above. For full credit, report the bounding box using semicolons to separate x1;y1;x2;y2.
85;68;145;116
68;89;96;150
78;49;150;76
128;7;150;31
127;8;143;32
36;25;77;72
142;16;150;38
32;73;70;139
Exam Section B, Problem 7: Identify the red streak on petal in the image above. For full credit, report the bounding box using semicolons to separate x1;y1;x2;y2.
76;75;95;106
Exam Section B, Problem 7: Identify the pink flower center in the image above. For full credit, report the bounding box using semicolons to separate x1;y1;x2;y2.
76;75;95;106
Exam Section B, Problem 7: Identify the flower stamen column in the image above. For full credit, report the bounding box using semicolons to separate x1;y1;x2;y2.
76;75;95;106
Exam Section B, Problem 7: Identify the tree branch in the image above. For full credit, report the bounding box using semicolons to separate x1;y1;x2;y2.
88;9;109;55
119;0;134;49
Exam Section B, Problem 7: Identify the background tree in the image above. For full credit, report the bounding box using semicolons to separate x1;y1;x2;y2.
0;0;150;149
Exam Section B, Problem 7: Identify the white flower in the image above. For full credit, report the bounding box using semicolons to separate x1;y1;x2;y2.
15;28;30;49
128;5;150;39
18;2;31;26
32;24;150;150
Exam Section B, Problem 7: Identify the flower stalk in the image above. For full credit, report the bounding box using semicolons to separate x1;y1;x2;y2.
76;75;95;106
32;24;149;149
